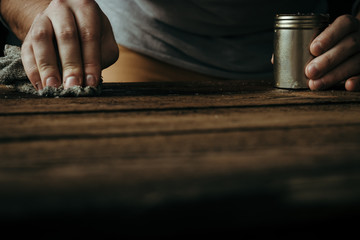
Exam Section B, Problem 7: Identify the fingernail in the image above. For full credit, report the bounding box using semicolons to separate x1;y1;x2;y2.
306;63;320;79
313;79;325;90
311;41;324;56
64;76;81;88
46;77;60;88
348;78;360;91
86;74;97;86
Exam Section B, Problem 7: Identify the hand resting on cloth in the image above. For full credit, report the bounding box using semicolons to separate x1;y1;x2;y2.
0;45;102;97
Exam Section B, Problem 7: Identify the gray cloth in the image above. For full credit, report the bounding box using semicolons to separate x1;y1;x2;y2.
96;0;328;80
0;45;102;97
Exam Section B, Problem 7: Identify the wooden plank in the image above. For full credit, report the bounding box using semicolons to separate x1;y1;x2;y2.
1;103;360;141
1;124;359;164
1;83;360;115
1;82;360;236
1;123;359;163
0;126;359;235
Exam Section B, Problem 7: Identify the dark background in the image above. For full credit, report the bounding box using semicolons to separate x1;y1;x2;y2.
0;22;7;56
328;0;357;21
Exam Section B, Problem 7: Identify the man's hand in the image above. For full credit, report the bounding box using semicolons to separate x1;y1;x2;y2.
305;14;360;91
3;0;118;90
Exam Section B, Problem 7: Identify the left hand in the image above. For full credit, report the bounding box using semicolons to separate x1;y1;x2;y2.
305;14;360;91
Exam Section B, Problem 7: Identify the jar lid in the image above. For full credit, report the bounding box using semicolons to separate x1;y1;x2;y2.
275;13;329;29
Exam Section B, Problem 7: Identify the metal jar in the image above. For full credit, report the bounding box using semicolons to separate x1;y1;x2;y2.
273;14;329;89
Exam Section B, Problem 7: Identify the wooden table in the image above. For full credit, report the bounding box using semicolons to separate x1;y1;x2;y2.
1;80;360;237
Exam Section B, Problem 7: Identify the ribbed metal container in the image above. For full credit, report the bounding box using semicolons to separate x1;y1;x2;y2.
273;14;329;89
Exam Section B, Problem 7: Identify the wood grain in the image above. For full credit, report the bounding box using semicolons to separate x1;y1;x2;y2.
0;82;360;237
1;83;360;115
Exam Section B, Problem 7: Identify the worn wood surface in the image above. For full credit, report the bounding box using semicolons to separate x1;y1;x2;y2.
0;81;360;237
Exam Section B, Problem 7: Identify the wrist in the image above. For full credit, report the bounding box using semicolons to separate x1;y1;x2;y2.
0;0;51;41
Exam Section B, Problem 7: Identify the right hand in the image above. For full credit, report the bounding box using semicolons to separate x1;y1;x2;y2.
21;0;119;90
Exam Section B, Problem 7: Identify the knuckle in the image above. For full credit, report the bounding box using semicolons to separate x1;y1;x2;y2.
20;42;32;55
72;0;98;10
84;62;101;70
62;63;83;74
37;62;57;73
322;54;333;68
77;0;95;6
348;34;360;51
21;55;33;71
51;0;67;6
79;27;99;42
25;66;40;80
81;0;94;4
31;27;51;41
58;28;78;41
339;14;358;30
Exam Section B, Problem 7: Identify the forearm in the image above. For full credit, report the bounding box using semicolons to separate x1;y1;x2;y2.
0;0;51;41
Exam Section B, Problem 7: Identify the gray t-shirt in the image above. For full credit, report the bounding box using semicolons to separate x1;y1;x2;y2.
96;0;327;79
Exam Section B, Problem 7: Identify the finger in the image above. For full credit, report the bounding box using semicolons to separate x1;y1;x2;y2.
71;1;102;87
28;14;61;88
310;15;359;56
309;52;360;90
306;32;360;79
48;2;83;89
21;40;43;91
345;76;360;91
